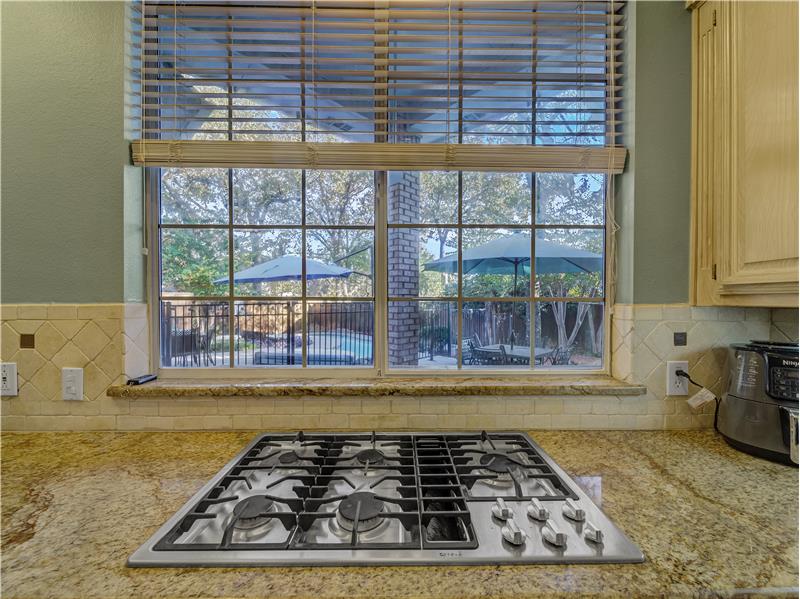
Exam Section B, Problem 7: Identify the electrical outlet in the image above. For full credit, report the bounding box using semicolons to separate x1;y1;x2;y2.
62;367;84;401
666;361;689;396
1;363;18;396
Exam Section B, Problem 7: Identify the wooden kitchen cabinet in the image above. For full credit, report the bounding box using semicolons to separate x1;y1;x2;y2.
690;1;798;307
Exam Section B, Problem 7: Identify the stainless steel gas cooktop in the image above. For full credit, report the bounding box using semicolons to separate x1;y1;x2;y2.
128;431;643;567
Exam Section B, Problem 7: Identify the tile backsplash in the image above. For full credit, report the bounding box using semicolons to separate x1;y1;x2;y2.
770;308;799;342
0;303;795;431
611;304;773;429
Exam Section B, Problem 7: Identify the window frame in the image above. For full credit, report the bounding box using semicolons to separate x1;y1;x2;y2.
146;168;612;379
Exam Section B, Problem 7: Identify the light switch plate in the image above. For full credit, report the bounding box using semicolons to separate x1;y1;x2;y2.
62;367;83;401
1;363;18;396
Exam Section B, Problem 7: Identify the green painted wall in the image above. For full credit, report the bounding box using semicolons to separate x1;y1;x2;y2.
1;1;690;306
1;1;129;303
615;1;692;304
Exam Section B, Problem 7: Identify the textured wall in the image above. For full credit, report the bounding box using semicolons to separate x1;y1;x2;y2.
1;2;128;303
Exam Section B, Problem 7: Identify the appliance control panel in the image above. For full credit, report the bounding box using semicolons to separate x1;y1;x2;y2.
767;353;799;401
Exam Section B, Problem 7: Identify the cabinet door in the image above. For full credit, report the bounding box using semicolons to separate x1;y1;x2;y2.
720;1;798;301
690;1;728;305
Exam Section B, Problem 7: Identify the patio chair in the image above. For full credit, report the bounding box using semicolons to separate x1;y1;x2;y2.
462;340;475;365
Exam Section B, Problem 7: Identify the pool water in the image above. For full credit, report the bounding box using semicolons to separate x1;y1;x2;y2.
309;331;374;364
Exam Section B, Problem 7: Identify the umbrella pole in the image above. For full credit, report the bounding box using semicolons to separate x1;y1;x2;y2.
511;262;519;349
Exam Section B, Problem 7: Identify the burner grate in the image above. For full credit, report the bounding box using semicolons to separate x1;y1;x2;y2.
150;431;573;552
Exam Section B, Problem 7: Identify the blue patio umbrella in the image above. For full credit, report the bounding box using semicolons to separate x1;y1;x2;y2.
424;233;602;340
214;255;352;285
423;233;602;277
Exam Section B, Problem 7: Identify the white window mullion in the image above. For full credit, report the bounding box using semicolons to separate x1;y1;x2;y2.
374;171;388;375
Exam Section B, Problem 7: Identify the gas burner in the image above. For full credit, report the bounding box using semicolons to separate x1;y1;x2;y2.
334;491;385;532
278;451;304;465
354;448;386;465
231;496;275;530
478;453;523;473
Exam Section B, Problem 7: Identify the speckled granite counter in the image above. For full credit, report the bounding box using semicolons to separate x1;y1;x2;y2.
1;431;796;599
107;375;646;398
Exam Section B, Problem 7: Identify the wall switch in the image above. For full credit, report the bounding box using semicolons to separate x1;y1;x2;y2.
666;361;689;396
1;363;18;396
62;368;84;401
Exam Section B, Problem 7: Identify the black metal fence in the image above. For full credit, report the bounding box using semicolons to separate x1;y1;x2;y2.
160;301;374;367
418;304;456;360
161;300;596;368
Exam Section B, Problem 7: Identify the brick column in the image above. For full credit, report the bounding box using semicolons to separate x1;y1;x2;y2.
388;171;421;366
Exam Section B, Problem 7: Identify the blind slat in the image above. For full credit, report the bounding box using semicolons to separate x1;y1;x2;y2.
131;0;625;153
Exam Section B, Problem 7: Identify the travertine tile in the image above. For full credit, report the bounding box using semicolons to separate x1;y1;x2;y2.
534;398;563;415
51;343;90;370
77;305;123;320
35;322;68;359
52;319;88;339
31;362;61;399
47;305;78;320
18;305;49;319
10;350;46;381
0;304;18;321
83;362;111;400
1;322;19;360
10;319;44;335
390;398;419;413
72;322;110;360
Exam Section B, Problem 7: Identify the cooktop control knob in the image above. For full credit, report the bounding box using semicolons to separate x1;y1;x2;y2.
501;518;526;546
491;497;513;520
562;498;586;522
542;519;567;548
584;520;604;544
527;497;549;521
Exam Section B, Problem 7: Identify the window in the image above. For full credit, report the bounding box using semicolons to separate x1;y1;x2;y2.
154;168;606;371
157;168;375;367
134;1;624;374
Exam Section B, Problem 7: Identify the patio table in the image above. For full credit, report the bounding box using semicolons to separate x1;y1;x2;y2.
480;344;554;365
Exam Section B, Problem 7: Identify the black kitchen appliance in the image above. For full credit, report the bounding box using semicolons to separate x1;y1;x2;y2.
718;341;799;465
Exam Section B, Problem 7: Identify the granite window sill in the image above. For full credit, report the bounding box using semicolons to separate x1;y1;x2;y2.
106;375;646;399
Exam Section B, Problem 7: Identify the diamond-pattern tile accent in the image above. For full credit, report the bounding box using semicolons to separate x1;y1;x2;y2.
1;322;18;360
84;362;111;400
612;303;773;430
52;320;88;339
31;362;61;399
10;350;46;381
51;343;90;369
2;305;126;404
72;321;110;360
35;322;67;360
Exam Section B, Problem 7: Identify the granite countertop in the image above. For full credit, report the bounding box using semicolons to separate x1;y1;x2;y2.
1;431;797;599
107;375;646;398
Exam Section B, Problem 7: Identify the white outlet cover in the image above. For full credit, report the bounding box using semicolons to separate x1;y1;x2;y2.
666;361;690;396
62;367;84;401
1;363;18;397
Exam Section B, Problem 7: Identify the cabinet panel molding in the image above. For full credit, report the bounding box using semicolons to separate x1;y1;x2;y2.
690;0;798;307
